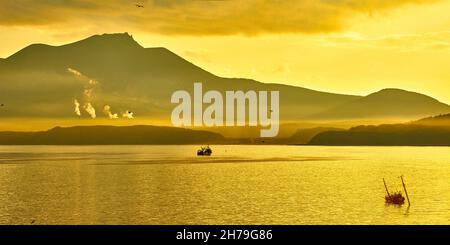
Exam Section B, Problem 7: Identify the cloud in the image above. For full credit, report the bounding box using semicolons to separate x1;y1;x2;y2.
67;68;82;76
84;102;96;118
67;67;98;101
74;99;81;116
0;0;438;35
103;105;118;119
122;110;134;119
321;31;450;51
183;50;211;63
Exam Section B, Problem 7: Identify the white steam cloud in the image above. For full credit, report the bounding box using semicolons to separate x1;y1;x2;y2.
84;103;96;119
83;88;94;101
68;68;134;120
68;68;99;119
74;99;81;116
122;111;134;119
67;68;82;76
103;105;118;119
67;67;98;101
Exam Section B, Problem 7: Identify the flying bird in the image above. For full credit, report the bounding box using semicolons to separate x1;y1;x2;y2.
135;4;144;8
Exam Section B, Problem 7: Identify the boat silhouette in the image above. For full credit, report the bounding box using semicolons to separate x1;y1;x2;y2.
383;176;410;206
197;146;212;156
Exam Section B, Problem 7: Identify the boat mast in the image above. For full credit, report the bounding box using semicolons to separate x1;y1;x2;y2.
400;176;411;206
383;178;390;196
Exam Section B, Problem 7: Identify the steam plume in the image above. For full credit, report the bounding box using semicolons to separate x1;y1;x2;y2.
74;99;81;116
103;105;118;119
68;68;100;119
67;68;82;76
84;103;96;119
83;88;94;100
68;68;134;120
122;110;134;119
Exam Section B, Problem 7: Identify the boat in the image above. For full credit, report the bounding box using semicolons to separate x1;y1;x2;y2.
383;176;410;206
385;191;405;205
197;146;212;156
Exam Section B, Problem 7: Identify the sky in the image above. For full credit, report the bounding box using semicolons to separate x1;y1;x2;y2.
1;0;450;103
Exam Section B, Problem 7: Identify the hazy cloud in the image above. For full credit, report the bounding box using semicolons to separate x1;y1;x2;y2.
321;31;450;51
0;0;438;35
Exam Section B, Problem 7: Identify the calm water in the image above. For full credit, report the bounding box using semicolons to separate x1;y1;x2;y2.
0;145;449;224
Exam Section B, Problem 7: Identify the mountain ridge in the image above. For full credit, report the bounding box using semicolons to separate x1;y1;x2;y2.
309;124;450;146
310;88;450;120
0;33;448;121
0;33;359;120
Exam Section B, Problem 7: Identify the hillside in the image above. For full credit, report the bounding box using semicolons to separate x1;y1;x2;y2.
413;113;450;126
1;33;449;123
0;33;358;120
0;125;224;145
310;89;450;120
309;124;450;146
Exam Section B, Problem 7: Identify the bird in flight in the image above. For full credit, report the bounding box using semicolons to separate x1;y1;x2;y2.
135;4;144;8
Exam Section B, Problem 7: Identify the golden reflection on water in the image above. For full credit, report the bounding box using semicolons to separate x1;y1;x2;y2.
0;145;449;224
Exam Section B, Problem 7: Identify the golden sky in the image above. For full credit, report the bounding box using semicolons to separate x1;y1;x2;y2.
1;0;450;102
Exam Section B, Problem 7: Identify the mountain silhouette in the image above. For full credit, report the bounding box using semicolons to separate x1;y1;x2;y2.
308;124;450;146
310;88;450;120
0;33;448;121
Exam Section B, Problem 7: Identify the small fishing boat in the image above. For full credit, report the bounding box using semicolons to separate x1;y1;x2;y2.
383;176;410;206
385;191;405;205
197;146;212;156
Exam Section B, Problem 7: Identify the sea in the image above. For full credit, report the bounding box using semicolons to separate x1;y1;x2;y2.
0;145;449;224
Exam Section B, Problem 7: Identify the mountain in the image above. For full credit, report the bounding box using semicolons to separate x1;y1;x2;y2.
310;88;450;120
0;32;358;120
308;124;450;146
0;125;224;145
1;33;448;122
287;127;345;144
